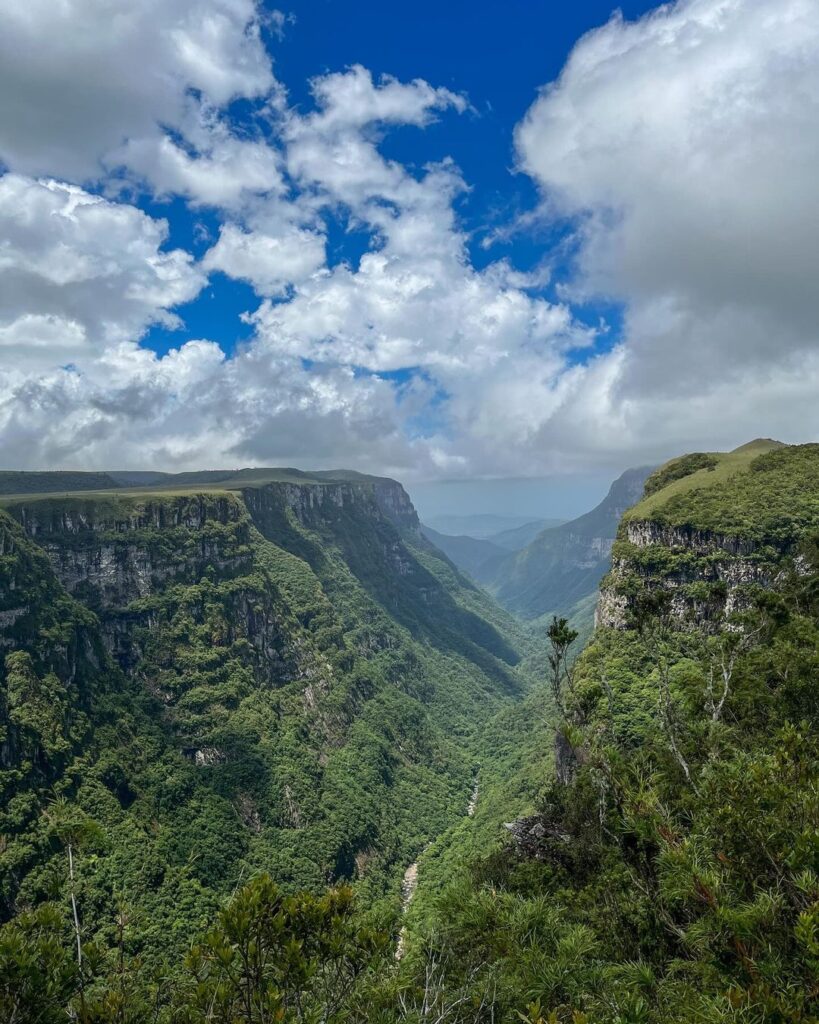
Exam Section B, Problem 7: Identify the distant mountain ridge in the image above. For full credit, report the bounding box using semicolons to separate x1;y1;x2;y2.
420;525;507;578
0;466;398;496
424;513;560;540
483;466;654;624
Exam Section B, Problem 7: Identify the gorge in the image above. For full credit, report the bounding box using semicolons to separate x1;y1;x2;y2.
1;441;818;1022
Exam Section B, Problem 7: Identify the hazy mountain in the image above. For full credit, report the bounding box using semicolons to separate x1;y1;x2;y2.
487;518;565;550
484;465;655;624
420;525;507;578
424;513;547;539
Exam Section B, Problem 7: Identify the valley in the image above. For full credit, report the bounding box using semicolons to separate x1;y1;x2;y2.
423;465;655;646
0;471;534;959
2;441;818;1022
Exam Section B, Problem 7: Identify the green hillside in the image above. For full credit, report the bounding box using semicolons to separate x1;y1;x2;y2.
627;438;787;519
391;441;819;1023
488;518;565;551
3;444;818;1023
0;474;531;980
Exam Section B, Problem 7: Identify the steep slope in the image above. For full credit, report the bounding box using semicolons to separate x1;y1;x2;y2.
394;440;819;1024
483;466;654;626
0;472;527;964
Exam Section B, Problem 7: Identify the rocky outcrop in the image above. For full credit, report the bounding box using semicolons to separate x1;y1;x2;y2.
623;521;761;558
597;517;795;629
504;815;571;858
372;478;419;532
240;477;419;536
4;492;308;701
10;494;253;611
16;493;243;537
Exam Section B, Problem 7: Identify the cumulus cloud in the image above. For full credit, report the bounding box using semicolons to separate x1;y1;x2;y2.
203;223;326;296
113;131;285;210
0;0;276;183
285;65;467;210
0;174;205;372
515;0;819;456
0;59;585;476
2;0;817;479
0;340;421;474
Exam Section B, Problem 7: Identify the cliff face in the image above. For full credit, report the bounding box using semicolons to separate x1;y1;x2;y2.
1;469;524;932
12;493;252;609
5;479;419;675
596;526;777;629
596;442;817;629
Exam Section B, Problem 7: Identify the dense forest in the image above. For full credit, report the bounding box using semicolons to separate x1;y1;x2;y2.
2;442;818;1022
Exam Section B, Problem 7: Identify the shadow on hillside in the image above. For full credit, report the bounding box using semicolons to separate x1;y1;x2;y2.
244;493;523;697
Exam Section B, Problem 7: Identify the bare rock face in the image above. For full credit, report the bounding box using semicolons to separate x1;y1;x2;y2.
623;521;759;558
504;815;571;858
597;516;801;630
240;477;419;537
192;746;227;767
594;589;629;629
372;479;419;532
13;494;253;611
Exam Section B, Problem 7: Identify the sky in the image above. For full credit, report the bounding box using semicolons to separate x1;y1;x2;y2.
1;0;818;518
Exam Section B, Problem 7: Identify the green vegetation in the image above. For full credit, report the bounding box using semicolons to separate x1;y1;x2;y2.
626;438;785;520
642;451;719;496
2;443;818;1022
379;443;819;1022
634;443;819;540
0;474;530;1000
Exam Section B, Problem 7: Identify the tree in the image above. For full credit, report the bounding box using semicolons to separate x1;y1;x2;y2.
43;798;105;1020
546;617;579;723
174;874;388;1023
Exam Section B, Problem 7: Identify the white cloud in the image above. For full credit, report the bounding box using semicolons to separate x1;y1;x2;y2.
285;65;467;210
0;63;584;478
0;174;205;371
0;0;276;183
3;2;818;480
113;131;284;209
515;0;819;447
203;222;326;295
0;341;421;474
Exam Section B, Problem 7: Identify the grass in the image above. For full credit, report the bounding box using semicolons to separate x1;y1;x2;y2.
0;487;233;508
625;439;786;520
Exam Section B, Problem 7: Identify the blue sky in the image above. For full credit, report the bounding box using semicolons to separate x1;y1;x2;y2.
144;0;652;363
0;0;816;518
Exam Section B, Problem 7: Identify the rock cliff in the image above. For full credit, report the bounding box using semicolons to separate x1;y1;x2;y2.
596;441;815;629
